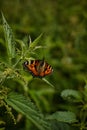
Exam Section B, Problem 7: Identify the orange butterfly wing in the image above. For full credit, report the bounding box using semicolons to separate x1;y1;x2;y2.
44;63;53;76
38;62;52;77
23;60;53;78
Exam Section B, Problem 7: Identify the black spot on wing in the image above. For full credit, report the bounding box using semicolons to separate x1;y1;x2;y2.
29;60;34;64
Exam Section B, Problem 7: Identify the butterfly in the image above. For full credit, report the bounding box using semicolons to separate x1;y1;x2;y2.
23;59;53;78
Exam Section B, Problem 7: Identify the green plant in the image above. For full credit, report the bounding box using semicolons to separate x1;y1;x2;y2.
0;13;77;130
61;85;87;130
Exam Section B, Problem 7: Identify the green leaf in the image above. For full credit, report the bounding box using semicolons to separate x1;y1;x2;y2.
47;111;77;123
61;89;82;102
42;78;55;88
5;92;50;130
29;33;43;49
50;121;70;130
15;39;26;58
2;13;15;59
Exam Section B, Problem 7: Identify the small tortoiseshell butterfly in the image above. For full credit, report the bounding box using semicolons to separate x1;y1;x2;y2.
23;59;53;78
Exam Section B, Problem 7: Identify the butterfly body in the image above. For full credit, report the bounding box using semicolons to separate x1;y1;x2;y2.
23;59;53;78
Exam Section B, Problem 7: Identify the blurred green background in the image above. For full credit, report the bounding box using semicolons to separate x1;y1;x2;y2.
0;0;87;130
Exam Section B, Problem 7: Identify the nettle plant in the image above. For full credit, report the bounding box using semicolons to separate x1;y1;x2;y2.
0;13;87;130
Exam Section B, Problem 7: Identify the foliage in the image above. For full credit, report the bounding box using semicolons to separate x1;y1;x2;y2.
0;13;74;130
0;1;87;130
